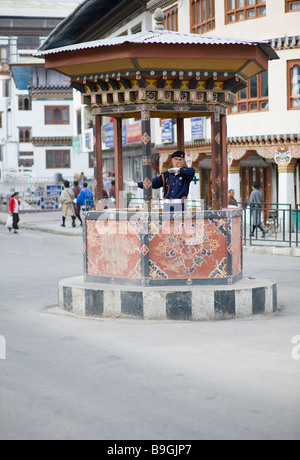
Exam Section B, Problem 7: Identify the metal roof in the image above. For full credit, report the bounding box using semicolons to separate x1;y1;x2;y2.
39;0;149;51
35;28;279;61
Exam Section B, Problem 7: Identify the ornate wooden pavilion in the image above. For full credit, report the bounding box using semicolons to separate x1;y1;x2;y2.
36;10;278;286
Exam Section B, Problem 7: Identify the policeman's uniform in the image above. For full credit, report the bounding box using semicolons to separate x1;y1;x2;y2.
138;151;195;212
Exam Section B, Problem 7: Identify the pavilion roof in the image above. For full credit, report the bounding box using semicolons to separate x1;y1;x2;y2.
35;28;278;61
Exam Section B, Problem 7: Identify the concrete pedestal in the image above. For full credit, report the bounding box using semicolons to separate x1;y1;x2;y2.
59;276;277;321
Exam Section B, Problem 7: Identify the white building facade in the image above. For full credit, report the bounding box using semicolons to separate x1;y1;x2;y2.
0;0;82;180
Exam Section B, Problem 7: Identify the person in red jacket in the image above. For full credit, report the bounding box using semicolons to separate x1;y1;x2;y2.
9;192;21;234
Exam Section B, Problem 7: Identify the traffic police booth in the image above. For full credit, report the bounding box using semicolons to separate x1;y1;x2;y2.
36;9;278;319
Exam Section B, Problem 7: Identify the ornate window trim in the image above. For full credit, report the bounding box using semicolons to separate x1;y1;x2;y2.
229;71;269;114
46;150;71;169
191;0;215;33
287;60;300;110
163;4;179;31
285;0;300;12
225;0;266;25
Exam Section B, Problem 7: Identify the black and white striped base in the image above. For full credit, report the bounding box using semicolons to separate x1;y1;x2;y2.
59;277;277;321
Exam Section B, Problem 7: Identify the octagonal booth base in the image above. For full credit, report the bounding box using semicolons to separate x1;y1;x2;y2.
83;209;244;287
58;276;277;321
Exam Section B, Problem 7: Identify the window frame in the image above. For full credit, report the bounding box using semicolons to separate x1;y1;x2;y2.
285;0;300;12
3;79;9;98
190;0;215;34
19;128;32;143
46;150;71;169
0;47;8;63
163;4;179;31
229;71;269;114
225;0;266;25
287;60;300;110
17;36;40;50
18;96;32;111
44;106;70;125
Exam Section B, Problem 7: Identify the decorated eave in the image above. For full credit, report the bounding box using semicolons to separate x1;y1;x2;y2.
34;28;279;118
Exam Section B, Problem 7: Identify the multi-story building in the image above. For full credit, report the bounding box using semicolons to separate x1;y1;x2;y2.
0;0;82;179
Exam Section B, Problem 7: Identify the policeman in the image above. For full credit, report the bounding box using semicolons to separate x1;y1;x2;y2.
126;151;195;212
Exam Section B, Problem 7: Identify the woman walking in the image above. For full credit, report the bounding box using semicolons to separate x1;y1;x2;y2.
9;192;21;234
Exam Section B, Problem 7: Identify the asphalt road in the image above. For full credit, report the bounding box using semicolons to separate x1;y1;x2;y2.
0;225;299;440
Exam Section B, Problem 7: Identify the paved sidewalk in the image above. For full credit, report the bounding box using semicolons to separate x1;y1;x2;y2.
0;211;83;236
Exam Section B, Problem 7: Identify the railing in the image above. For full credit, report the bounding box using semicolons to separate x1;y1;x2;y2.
239;202;300;248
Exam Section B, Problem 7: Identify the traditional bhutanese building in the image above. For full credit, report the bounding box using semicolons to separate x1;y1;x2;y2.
0;0;81;177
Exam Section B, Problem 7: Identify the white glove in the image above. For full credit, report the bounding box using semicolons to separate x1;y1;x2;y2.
168;167;180;175
125;180;138;188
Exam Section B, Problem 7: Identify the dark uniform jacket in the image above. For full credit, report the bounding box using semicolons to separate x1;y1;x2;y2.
138;167;195;199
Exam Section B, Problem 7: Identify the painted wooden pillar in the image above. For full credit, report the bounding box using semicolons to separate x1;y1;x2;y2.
221;113;229;208
114;117;123;209
93;114;103;202
141;105;152;212
177;118;185;151
211;111;222;210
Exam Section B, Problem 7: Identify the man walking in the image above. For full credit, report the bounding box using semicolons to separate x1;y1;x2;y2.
249;182;266;237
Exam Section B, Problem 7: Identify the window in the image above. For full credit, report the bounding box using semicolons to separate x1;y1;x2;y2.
45;106;70;125
46;150;71;169
131;23;142;34
19;128;32;143
77;110;82;135
286;1;300;11
3;80;9;97
89;152;94;169
191;0;215;33
229;71;268;114
18;96;32;111
225;0;266;24
17;36;40;50
163;5;179;31
0;47;8;63
287;61;300;110
19;158;33;168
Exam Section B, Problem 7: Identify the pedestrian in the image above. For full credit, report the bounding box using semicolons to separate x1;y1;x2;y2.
228;189;238;207
109;180;116;199
249;181;266;237
76;182;95;211
79;172;87;182
59;180;76;228
9;192;21;234
73;181;83;226
126;151;195;212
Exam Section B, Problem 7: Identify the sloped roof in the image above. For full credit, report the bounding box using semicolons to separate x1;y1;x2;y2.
39;0;149;51
36;28;279;61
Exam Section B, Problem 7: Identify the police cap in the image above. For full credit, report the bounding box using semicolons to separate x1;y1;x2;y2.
171;150;185;159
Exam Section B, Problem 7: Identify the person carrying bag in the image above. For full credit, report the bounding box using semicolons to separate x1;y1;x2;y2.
8;192;21;234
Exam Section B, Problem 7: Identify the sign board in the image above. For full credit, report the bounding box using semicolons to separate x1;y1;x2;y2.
41;184;62;210
72;136;81;154
126;122;142;144
102;123;127;148
161;119;174;144
191;117;204;141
